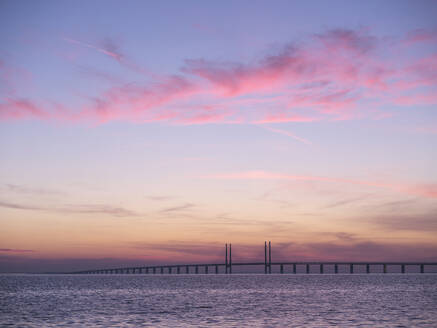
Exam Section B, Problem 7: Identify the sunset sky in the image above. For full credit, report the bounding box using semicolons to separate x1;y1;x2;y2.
1;0;436;272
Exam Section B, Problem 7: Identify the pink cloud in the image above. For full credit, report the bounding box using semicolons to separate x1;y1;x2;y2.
71;75;199;124
289;89;359;117
182;28;407;119
403;28;437;45
0;98;48;120
394;93;437;106
204;170;437;199
176;111;231;125
2;28;436;125
254;113;319;124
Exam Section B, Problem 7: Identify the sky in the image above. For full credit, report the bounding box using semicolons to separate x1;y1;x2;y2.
1;0;437;272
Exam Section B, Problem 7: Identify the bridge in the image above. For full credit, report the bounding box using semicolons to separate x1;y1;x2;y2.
71;241;437;274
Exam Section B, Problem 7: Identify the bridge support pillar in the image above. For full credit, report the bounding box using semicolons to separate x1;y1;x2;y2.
306;264;310;274
215;265;218;274
153;267;156;274
169;267;172;274
402;264;405;274
335;264;338;274
205;266;208;274
186;266;189;274
230;244;232;274
160;267;163;274
320;264;324;274
350;264;354;274
226;243;229;274
195;266;199;274
293;263;296;274
366;264;370;274
384;264;387;274
280;264;284;274
177;266;180;274
264;241;267;274
421;264;424;274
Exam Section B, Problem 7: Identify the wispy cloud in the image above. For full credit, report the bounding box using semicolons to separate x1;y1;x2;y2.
0;200;43;211
146;195;176;202
0;200;138;217
160;203;197;213
0;98;48;120
63;37;123;62
2;27;436;125
62;204;138;217
321;195;371;209
3;184;65;196
262;126;312;145
131;241;224;258
366;212;437;232
203;170;437;199
0;248;35;253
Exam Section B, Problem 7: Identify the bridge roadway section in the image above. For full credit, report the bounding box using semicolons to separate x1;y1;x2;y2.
70;242;437;275
72;261;437;275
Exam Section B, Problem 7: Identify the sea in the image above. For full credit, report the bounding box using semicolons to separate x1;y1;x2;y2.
1;274;437;327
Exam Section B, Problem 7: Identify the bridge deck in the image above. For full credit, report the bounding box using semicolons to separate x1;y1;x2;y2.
69;242;437;274
71;262;437;274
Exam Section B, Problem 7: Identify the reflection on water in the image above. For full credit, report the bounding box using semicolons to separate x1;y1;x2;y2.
1;274;437;327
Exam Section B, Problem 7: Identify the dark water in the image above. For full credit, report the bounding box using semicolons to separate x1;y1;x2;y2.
1;274;437;327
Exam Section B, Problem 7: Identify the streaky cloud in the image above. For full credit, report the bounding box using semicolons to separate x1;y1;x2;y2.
203;170;437;199
2;27;436;125
4;184;66;196
160;203;196;213
63;37;123;62
0;200;138;217
0;248;35;253
262;126;312;145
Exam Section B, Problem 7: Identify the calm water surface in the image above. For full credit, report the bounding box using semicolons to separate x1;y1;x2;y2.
1;274;437;327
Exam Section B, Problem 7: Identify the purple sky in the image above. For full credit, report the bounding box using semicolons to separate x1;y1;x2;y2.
1;0;437;272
